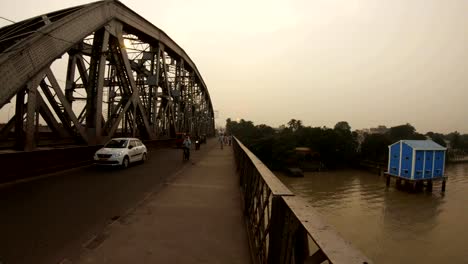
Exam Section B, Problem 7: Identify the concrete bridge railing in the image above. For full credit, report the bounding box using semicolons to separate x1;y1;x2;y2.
233;137;372;264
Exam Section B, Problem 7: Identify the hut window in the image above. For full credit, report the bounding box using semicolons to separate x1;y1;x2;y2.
405;157;409;160
417;157;421;161
404;169;408;174
393;155;397;158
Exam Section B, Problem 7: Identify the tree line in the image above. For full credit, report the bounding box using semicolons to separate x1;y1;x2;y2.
226;118;468;170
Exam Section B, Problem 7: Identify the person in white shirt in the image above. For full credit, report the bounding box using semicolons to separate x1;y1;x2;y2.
218;134;224;149
182;135;191;160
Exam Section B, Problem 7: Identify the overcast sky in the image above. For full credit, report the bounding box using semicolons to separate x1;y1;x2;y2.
1;0;467;133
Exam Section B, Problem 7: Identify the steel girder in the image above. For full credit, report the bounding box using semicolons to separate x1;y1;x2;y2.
0;0;215;150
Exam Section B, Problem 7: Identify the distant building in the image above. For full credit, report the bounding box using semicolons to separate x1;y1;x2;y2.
388;140;446;179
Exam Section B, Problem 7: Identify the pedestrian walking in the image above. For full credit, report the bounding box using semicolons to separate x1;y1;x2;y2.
182;135;191;160
219;133;224;149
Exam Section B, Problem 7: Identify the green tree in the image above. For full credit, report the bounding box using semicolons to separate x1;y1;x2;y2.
360;133;392;163
287;119;303;132
449;131;462;149
256;124;275;137
388;123;416;141
334;121;351;132
426;131;447;147
226;118;233;134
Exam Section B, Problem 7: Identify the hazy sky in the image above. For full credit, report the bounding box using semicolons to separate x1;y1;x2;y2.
1;0;467;133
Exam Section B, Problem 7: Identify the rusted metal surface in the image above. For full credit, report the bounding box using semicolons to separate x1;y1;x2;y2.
233;137;372;264
0;0;214;150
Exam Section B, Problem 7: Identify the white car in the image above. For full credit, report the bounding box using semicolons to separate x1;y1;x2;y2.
94;138;147;168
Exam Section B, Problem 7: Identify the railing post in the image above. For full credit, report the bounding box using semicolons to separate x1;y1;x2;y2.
243;160;251;216
294;226;310;263
268;196;286;264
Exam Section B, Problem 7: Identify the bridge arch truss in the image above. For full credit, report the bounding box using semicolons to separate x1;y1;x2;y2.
0;0;215;150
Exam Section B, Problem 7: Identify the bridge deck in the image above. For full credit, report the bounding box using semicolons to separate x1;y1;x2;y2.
76;142;252;264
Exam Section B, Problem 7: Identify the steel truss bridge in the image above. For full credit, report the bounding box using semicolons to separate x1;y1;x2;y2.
0;0;215;150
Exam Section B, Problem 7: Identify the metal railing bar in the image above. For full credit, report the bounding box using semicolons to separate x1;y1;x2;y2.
283;196;371;264
234;137;293;196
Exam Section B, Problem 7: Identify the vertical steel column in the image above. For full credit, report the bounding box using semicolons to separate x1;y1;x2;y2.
107;66;114;124
148;46;155;126
86;28;109;145
14;90;26;150
161;46;175;137
189;73;196;135
111;27;153;139
132;104;137;137
153;43;161;128
24;83;38;151
65;53;77;107
175;59;181;131
268;196;286;264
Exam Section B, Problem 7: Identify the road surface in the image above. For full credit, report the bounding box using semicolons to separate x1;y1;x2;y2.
0;145;206;264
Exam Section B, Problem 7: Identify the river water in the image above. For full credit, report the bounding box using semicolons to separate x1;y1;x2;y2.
277;163;468;264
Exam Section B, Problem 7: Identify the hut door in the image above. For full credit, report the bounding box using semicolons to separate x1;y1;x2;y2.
414;151;424;179
424;151;434;178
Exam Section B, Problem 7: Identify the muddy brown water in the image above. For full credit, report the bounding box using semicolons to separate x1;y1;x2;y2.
277;163;468;264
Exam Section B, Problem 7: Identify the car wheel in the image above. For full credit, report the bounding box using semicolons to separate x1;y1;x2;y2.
122;156;130;169
141;153;147;163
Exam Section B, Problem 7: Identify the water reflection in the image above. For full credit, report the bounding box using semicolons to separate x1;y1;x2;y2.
277;163;468;264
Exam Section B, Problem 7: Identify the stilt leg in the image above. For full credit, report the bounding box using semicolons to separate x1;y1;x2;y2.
415;181;423;191
427;180;433;192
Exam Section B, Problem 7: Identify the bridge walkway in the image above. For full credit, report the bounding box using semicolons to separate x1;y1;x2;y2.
75;141;252;264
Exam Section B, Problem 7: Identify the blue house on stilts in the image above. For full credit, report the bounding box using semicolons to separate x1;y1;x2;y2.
386;140;447;192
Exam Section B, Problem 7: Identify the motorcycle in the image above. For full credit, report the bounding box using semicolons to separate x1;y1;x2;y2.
195;140;200;150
